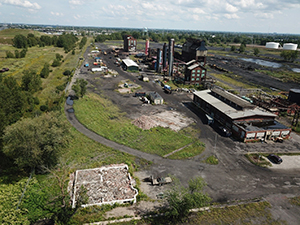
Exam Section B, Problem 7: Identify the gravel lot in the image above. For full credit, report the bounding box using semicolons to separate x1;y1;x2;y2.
269;155;300;170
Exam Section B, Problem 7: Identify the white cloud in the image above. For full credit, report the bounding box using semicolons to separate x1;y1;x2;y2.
224;13;239;19
225;3;238;13
51;11;63;16
69;0;84;5
254;12;274;19
73;14;81;20
3;0;41;9
189;7;205;14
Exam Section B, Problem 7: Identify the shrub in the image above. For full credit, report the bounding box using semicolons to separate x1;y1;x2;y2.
40;105;49;112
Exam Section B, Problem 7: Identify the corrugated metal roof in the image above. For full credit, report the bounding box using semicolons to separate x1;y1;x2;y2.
194;90;276;120
188;63;201;70
186;59;196;66
211;87;255;110
122;58;139;68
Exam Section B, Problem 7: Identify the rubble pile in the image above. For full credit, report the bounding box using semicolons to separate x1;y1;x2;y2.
132;115;158;130
132;111;195;131
70;164;138;208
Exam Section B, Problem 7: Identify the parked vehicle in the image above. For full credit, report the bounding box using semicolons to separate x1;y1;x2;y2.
268;154;283;164
218;126;232;137
150;176;172;186
163;85;172;94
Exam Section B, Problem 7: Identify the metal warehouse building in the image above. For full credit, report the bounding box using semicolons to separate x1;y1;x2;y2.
121;58;139;72
193;88;291;142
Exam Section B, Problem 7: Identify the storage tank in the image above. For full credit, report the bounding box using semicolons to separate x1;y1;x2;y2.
288;89;300;105
283;43;298;51
265;42;280;49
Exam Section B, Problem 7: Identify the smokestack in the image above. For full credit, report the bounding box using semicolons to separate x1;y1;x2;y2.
145;39;149;55
168;39;174;77
162;43;167;70
156;48;162;72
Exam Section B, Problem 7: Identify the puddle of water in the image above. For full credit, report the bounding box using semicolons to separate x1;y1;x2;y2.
241;58;282;68
292;68;300;73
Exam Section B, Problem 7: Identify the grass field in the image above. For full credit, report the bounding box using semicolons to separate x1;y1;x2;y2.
73;92;205;158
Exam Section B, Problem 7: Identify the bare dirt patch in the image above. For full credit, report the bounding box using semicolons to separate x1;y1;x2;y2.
132;111;195;131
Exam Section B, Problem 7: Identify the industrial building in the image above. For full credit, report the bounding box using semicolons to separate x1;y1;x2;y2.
174;59;207;86
123;35;137;52
121;58;139;72
288;89;300;105
69;164;138;208
193;87;291;142
148;91;163;105
182;38;207;64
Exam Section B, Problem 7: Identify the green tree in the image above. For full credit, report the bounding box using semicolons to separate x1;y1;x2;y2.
72;79;88;98
20;48;27;58
2;112;69;170
239;44;245;53
52;59;61;67
15;50;20;58
79;36;87;49
40;63;50;78
254;48;260;56
21;70;42;93
6;50;15;58
0;76;25;146
165;177;211;222
13;34;28;48
281;50;298;62
230;45;236;52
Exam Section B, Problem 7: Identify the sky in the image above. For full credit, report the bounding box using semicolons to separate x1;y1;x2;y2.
0;0;300;34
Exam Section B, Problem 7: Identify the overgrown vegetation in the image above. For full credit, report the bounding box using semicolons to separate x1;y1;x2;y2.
245;153;272;167
205;155;219;165
73;92;205;158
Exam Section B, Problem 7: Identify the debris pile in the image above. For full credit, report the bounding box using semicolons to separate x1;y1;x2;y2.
132;111;195;131
132;115;158;130
69;164;138;208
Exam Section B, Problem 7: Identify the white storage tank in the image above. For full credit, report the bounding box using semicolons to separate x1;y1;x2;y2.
283;43;298;50
265;42;280;49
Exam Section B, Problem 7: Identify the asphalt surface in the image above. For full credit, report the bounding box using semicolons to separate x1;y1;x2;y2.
65;43;300;223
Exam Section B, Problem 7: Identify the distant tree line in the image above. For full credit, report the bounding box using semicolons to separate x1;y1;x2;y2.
95;29;300;48
12;32;79;52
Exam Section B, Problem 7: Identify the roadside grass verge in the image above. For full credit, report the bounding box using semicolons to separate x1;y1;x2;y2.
113;201;284;225
167;142;205;160
73;92;205;158
245;153;271;167
186;201;283;225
